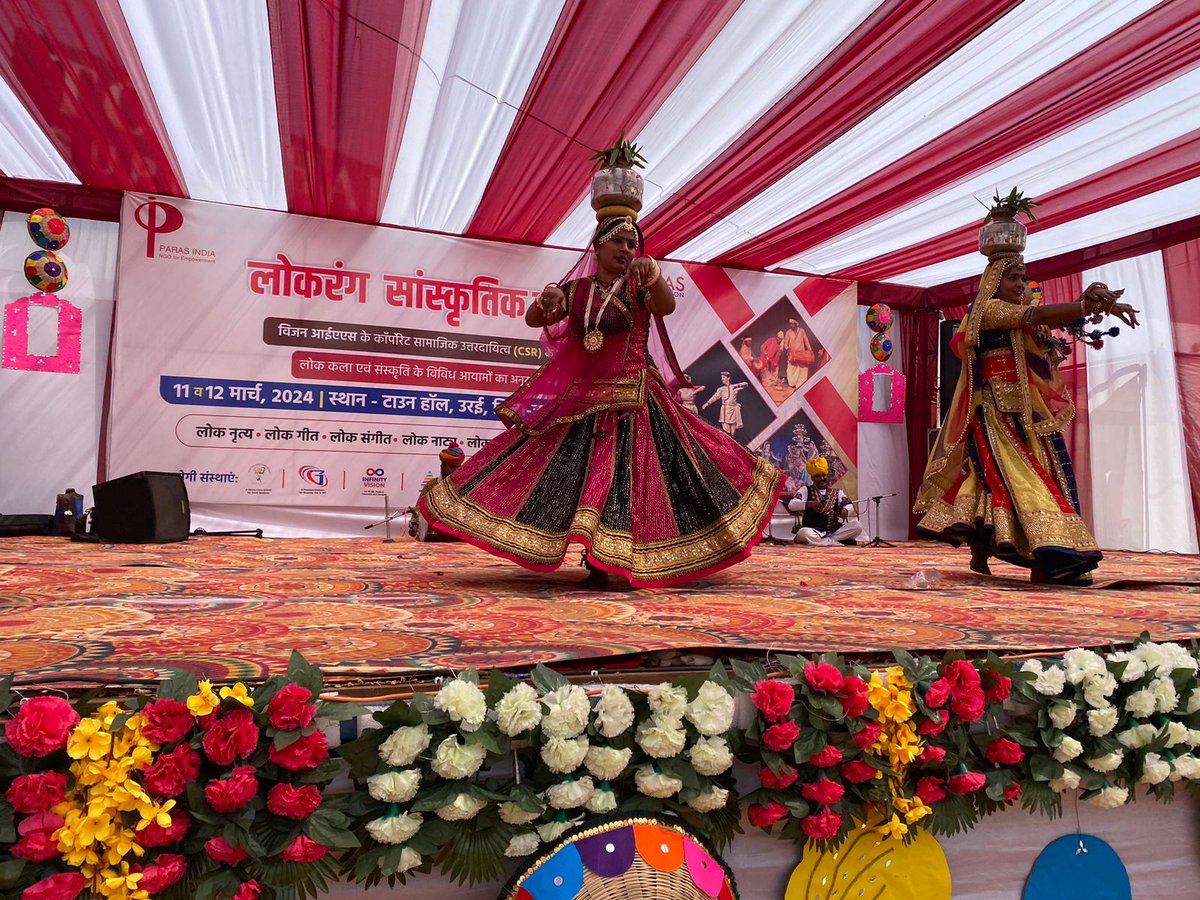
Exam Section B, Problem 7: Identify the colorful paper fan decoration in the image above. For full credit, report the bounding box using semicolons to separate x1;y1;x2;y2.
24;250;68;293
502;815;737;900
865;302;892;332
1023;835;1130;900
869;332;893;362
27;207;70;250
785;823;950;900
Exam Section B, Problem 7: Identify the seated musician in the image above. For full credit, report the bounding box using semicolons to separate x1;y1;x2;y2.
786;457;863;546
408;442;466;541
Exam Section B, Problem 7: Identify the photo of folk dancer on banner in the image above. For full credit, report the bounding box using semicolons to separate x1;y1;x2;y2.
420;214;783;588
733;300;829;405
915;196;1139;585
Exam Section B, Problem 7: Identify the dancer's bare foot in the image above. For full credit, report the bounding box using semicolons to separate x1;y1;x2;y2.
969;544;991;576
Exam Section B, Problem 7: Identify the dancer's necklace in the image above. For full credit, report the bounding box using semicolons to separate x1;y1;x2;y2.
583;275;624;352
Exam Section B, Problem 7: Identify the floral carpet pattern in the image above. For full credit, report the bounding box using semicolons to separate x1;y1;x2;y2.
2;537;1199;686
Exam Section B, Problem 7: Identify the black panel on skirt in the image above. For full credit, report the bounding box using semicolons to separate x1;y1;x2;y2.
599;414;634;534
514;417;594;532
460;435;529;496
648;396;739;535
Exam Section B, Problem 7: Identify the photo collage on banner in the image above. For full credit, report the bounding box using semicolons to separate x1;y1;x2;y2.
108;195;857;516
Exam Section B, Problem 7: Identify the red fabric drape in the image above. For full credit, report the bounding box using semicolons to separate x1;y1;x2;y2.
1040;274;1092;528
1163;238;1200;530
901;307;940;538
715;1;1200;269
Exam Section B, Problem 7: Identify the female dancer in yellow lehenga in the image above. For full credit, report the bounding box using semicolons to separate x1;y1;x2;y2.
914;251;1138;584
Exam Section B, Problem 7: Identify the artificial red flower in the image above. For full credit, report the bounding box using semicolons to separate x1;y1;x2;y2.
917;710;950;736
268;684;317;731
750;680;794;722
762;720;801;752
1004;781;1022;800
280;834;329;863
144;743;202;798
747;801;789;828
205;765;259;814
13;811;65;862
138;811;191;848
924;678;951;708
809;745;844;768
920;744;946;764
852;721;882;749
943;659;981;690
267;783;323;819
948;772;986;795
5;696;79;757
800;808;842;841
805;661;844;694
20;872;88;900
140;699;195;745
950;689;986;723
133;854;187;894
985;738;1025;766
269;729;329;771
837;676;869;718
759;765;798;791
914;776;947;805
231;882;262;900
202;708;260;765
800;778;845;806
984;673;1012;703
840;759;879;783
205;835;250;865
6;771;68;814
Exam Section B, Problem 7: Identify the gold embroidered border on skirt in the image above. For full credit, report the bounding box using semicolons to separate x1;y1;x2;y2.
918;493;1098;557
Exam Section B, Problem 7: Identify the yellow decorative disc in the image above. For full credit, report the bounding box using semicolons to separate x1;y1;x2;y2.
784;824;950;900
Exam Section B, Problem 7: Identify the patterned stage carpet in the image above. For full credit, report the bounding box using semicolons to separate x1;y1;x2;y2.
3;536;1200;687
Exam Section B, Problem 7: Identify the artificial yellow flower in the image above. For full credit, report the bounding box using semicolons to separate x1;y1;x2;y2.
102;863;145;898
219;682;255;708
877;813;909;840
70;809;115;847
903;797;933;824
135;798;175;830
68;718;113;761
187;680;220;717
885;665;911;690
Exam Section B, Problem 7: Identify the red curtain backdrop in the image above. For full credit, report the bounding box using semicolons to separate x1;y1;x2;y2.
901;306;940;537
1163;238;1200;531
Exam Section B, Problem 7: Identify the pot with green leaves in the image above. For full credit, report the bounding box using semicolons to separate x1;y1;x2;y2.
590;131;647;221
979;187;1039;257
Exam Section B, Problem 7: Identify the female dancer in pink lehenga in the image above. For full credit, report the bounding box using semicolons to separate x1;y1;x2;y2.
419;215;782;587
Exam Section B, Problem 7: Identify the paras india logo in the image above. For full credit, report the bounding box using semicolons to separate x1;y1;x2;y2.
133;196;216;262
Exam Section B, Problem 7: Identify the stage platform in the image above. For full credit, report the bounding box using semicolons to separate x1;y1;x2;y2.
3;536;1200;688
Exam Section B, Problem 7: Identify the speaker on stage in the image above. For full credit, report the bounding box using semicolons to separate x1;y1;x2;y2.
92;471;190;543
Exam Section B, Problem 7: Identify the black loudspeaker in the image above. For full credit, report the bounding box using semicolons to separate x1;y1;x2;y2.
92;471;190;543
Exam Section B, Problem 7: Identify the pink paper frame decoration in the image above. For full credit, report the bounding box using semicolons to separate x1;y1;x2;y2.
858;364;905;423
3;293;81;374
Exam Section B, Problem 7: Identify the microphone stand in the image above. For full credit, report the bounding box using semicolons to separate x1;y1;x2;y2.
364;494;403;543
864;493;899;548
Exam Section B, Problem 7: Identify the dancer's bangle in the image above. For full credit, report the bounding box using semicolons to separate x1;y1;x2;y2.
639;257;661;286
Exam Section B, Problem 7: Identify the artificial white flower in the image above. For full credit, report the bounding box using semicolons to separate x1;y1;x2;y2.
1185;729;1200;748
1140;752;1171;785
648;683;689;722
1063;649;1107;685
495;683;542;736
434;678;487;732
379;723;431;767
1186;687;1200;715
1049;700;1077;730
685;681;735;736
435;793;488;821
541;736;589;774
593;685;635;738
1138;641;1198;676
1108;650;1147;683
1123;689;1156;718
545;776;595;809
1150;677;1178;714
537;816;581;843
505;832;540;858
1087;785;1129;809
585;745;632;781
635;766;684;799
1022;660;1066;697
1049;769;1081;793
365;812;422;844
1081;672;1117;709
431;735;488;780
636;718;688;759
1052;736;1083;763
689;736;734;776
586;786;618;813
1086;751;1124;773
1170;754;1200;781
1164;721;1189;747
687;785;731;813
498;800;543;826
1087;707;1119;737
366;769;421;803
1135;642;1171;674
542;686;592;739
1117;724;1158;749
396;847;422;874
